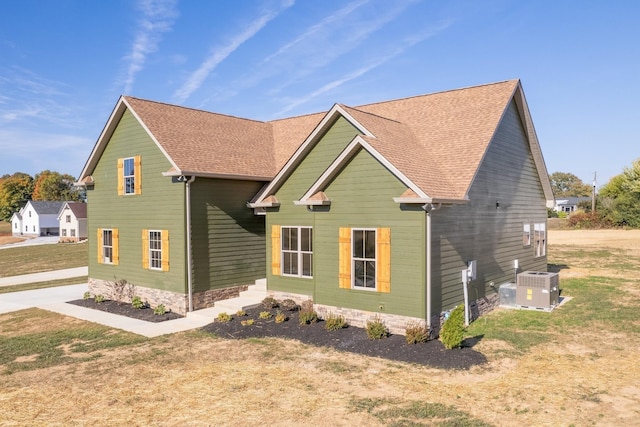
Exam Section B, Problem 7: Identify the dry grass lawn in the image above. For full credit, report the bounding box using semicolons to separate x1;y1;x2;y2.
1;230;639;426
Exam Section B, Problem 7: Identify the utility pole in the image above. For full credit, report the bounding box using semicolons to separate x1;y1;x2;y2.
592;171;597;212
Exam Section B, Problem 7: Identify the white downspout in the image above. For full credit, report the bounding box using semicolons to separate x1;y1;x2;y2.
423;203;441;336
185;176;196;312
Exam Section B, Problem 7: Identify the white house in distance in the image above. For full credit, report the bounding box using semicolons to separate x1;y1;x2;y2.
11;201;66;237
57;201;88;242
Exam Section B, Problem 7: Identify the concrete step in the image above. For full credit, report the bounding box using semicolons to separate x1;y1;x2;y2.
214;295;262;313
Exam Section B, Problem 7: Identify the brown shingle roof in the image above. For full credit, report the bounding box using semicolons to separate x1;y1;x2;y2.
67;202;87;219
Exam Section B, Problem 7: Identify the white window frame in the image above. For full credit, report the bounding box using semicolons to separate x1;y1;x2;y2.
103;229;114;264
534;223;546;257
71;229;76;237
148;230;163;270
123;157;136;195
66;215;71;223
281;226;313;278
523;223;531;246
352;228;377;290
61;229;67;237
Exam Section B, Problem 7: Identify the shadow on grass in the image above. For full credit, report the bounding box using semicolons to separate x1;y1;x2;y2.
548;263;569;273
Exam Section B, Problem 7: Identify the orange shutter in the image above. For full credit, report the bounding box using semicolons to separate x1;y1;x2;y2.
338;227;351;289
142;229;149;269
112;228;120;265
96;228;103;264
161;229;170;271
271;225;281;275
134;155;142;195
117;158;124;195
377;228;391;293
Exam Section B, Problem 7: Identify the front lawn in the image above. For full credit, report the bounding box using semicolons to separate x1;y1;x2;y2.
0;241;88;278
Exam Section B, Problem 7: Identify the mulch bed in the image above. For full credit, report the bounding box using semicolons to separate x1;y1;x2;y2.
201;307;487;370
67;298;183;322
66;299;486;369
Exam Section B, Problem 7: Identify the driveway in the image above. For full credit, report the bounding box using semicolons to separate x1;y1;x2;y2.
0;236;60;250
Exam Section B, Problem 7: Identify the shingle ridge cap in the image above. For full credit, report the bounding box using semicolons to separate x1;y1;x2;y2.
354;79;520;109
123;96;267;124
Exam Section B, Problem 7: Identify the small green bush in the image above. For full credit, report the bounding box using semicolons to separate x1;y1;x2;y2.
153;304;167;315
217;312;232;322
365;316;389;340
83;291;91;300
324;313;348;331
298;309;318;325
236;309;247;317
259;311;272;319
274;310;287;323
440;304;466;349
261;296;279;309
94;294;105;303
280;298;299;311
405;320;429;344
131;296;145;309
241;319;254;326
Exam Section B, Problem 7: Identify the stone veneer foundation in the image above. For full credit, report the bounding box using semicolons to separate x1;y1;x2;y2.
268;289;500;337
88;278;248;315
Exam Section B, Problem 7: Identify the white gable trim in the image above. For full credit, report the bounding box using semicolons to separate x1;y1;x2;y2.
78;97;180;183
296;136;431;205
251;104;374;205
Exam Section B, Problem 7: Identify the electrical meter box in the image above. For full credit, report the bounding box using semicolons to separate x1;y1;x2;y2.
516;271;559;310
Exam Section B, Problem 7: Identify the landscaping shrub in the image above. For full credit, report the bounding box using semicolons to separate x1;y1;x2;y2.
405;320;429;344
366;316;389;340
259;311;272;319
153;304;167;315
241;319;254;326
274;310;287;323
324;313;348;331
236;309;247;317
82;291;91;300
261;296;279;309
280;298;299;311
131;296;146;309
440;305;466;349
216;312;232;322
94;294;105;303
298;301;318;325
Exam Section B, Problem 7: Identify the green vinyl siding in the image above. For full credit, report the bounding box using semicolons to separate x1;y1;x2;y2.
87;109;186;293
267;142;425;317
314;150;425;317
190;178;266;292
430;100;547;313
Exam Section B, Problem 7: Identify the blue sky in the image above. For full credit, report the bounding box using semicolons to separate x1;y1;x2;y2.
1;0;638;188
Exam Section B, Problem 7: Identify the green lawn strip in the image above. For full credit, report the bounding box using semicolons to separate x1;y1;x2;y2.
0;312;147;375
468;274;639;353
0;277;88;294
349;397;494;427
0;242;88;278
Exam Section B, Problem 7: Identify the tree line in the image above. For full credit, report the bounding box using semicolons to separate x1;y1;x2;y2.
0;171;83;221
550;158;640;228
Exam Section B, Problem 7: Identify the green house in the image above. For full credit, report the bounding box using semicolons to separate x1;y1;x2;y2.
249;80;554;334
77;97;319;314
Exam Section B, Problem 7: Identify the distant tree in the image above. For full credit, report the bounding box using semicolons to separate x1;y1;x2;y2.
31;170;82;202
0;172;34;221
598;159;640;228
549;172;592;198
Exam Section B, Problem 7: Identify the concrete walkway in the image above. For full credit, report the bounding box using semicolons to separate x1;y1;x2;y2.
0;267;88;287
0;236;60;249
0;273;267;338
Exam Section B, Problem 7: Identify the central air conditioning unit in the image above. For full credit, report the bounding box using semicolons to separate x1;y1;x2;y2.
516;271;559;311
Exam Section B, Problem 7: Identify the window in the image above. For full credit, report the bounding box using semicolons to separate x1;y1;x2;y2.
534;223;546;257
523;223;531;246
118;156;141;195
124;157;135;194
33;226;35;232
62;229;67;237
281;227;313;277
29;211;31;217
71;229;76;237
66;215;71;223
338;227;391;293
97;228;119;265
142;229;169;271
14;222;16;229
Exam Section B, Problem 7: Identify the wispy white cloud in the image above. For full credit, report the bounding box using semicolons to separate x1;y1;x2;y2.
274;21;452;116
122;0;179;94
172;0;295;104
